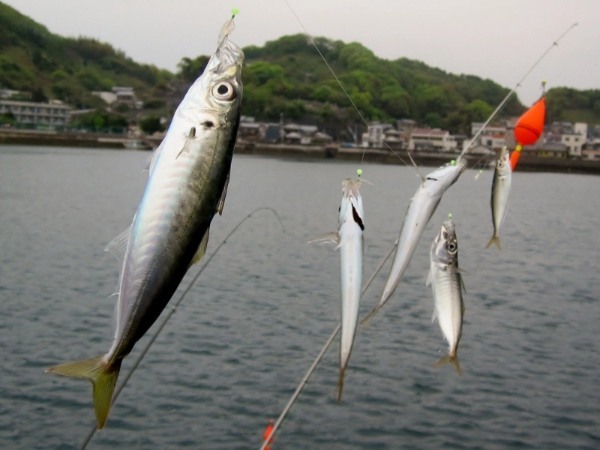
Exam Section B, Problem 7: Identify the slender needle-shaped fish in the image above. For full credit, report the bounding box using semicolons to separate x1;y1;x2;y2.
428;218;465;374
486;146;512;249
46;17;244;429
363;159;466;322
336;178;364;402
308;178;364;401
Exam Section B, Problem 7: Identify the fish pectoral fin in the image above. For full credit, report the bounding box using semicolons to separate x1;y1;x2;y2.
425;270;432;286
216;171;231;216
105;226;132;261
176;127;198;159
189;230;210;267
307;232;340;246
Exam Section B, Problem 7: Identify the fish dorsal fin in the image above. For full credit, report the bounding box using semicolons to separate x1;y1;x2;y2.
458;271;467;294
105;226;132;261
144;153;153;173
216;171;231;215
147;142;165;175
189;230;210;268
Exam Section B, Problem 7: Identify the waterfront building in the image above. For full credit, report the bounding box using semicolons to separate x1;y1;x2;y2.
409;127;457;152
470;122;510;150
560;122;587;157
365;122;386;148
91;86;142;109
582;139;600;160
0;99;71;127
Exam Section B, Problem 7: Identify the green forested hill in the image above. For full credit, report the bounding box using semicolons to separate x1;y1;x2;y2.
174;34;522;135
0;2;172;109
2;1;598;135
239;35;524;134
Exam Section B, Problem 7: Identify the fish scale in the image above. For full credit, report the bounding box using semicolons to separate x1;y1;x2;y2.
432;267;463;346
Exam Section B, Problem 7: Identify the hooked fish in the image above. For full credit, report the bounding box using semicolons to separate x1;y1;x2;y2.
486;146;512;249
363;159;466;322
428;218;465;374
336;178;364;402
307;178;364;401
47;17;244;429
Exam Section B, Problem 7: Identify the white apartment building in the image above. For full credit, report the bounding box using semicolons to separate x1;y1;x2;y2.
561;122;587;157
470;122;510;150
409;128;457;152
0;100;71;126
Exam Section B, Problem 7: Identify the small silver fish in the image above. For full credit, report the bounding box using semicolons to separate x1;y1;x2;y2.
47;17;244;429
486;146;512;249
337;178;364;402
363;159;466;321
428;218;465;374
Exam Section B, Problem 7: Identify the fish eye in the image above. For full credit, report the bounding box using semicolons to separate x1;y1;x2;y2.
212;81;236;101
447;241;457;252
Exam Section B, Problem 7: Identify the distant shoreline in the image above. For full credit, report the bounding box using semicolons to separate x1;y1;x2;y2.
2;129;599;175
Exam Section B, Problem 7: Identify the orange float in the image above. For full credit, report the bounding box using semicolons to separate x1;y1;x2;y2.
510;96;546;170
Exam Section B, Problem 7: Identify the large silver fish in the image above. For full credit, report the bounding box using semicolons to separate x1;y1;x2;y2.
47;17;244;429
363;159;466;321
336;178;364;402
428;218;465;374
486;146;512;249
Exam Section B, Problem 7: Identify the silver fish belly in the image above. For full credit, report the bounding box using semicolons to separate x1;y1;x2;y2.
337;178;364;401
487;146;512;249
365;159;466;320
428;218;464;374
47;18;244;429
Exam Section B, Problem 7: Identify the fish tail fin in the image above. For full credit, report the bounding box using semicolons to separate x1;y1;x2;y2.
46;356;122;429
337;367;347;403
435;354;462;376
359;303;382;326
485;235;501;249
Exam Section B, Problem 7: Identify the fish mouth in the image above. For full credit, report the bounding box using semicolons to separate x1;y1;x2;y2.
208;31;245;78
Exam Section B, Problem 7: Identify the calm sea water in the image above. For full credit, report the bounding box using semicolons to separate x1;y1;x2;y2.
0;145;599;449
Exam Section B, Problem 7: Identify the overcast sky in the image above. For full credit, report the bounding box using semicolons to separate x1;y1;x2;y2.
4;0;599;105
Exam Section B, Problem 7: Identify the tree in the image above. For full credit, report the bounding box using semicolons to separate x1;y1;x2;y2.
139;115;164;134
177;55;210;83
463;99;493;123
0;112;15;125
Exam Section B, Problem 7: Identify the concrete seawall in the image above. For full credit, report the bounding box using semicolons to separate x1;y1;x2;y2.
2;130;599;174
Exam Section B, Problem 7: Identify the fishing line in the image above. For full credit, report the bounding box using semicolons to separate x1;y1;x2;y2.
258;239;398;450
282;0;416;173
258;14;577;450
459;22;578;161
79;207;285;450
